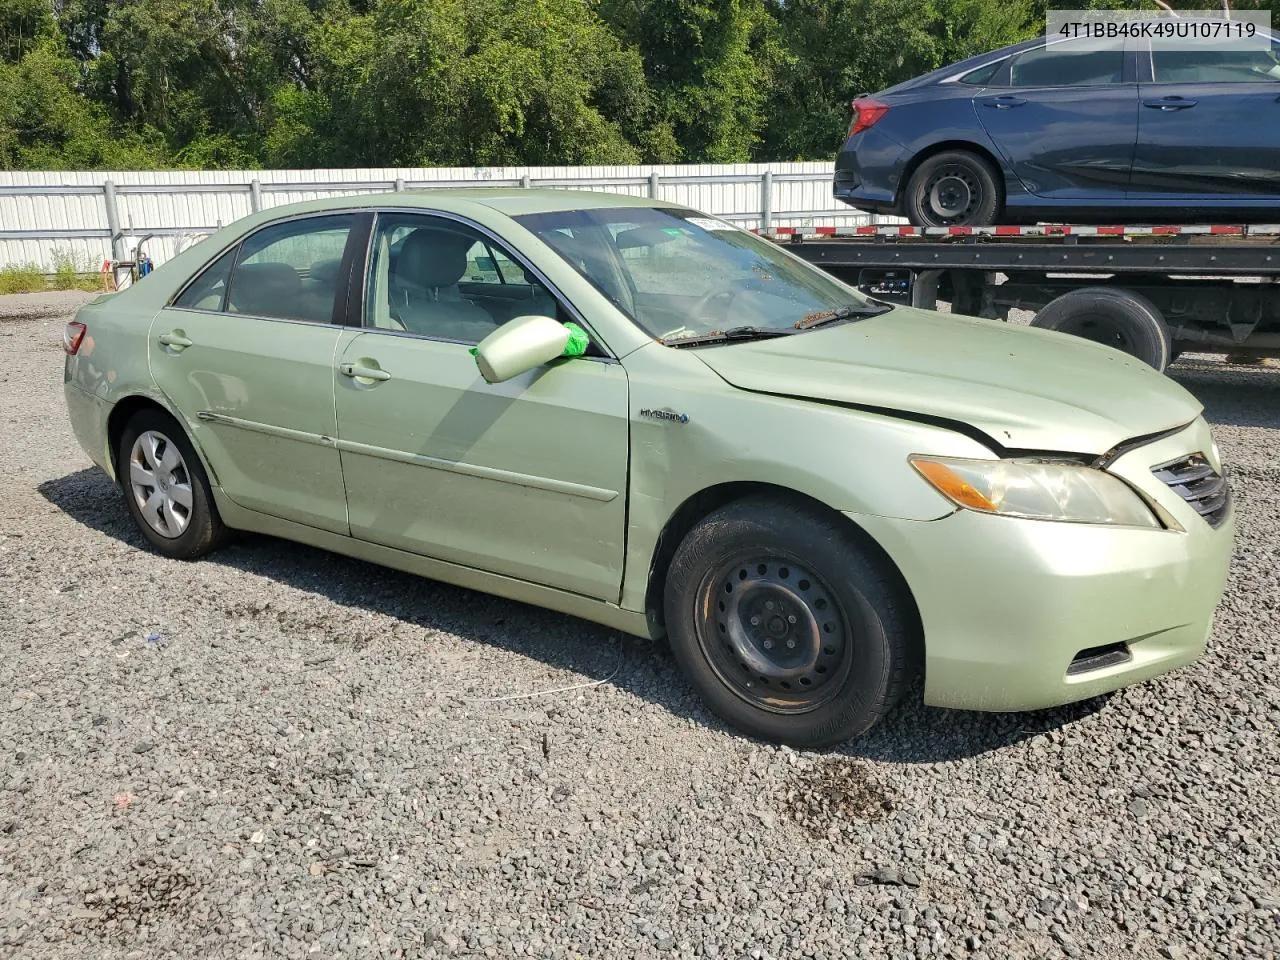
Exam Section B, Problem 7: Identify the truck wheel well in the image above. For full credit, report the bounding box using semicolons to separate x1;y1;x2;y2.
644;482;922;651
896;141;1006;212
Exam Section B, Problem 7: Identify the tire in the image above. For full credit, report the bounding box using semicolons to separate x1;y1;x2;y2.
663;496;919;748
904;150;1002;227
117;408;230;559
1030;286;1172;372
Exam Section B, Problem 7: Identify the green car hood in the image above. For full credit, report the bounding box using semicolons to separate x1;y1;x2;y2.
693;307;1202;455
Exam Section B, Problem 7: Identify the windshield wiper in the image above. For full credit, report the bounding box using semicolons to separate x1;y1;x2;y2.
793;303;891;330
662;325;798;348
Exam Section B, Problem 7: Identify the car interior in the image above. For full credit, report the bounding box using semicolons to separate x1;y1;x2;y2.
226;258;343;325
367;223;561;342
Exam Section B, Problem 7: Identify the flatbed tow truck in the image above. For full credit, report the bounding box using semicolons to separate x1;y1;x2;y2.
760;222;1280;371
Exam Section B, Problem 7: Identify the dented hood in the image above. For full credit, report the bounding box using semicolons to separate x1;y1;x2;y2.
694;307;1202;455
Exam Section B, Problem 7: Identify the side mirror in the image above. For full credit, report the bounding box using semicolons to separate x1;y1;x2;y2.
472;315;571;384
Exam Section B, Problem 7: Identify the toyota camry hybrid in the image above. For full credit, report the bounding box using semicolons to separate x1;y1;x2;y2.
62;190;1234;746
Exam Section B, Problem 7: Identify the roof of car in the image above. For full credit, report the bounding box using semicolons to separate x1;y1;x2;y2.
416;188;678;215
256;188;680;221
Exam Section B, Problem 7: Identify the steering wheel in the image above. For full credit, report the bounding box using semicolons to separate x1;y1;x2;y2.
691;285;740;323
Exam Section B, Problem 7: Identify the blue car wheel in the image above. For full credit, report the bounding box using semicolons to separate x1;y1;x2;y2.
905;150;1002;227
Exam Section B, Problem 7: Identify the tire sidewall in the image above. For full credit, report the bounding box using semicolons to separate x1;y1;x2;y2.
905;150;1002;227
664;502;903;747
117;409;223;559
1031;287;1171;372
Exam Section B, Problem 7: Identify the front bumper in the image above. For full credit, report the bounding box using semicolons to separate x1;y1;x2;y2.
849;420;1234;712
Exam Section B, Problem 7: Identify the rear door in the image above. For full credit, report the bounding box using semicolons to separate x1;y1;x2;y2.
149;213;369;534
974;36;1138;199
1131;36;1280;198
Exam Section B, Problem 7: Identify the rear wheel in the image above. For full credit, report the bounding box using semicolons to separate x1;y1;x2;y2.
118;408;230;559
663;497;918;747
1030;286;1171;372
904;150;1002;227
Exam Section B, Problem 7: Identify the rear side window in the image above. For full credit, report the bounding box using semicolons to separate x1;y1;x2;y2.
1009;39;1125;87
959;61;1001;85
1151;42;1280;83
173;247;236;311
225;215;354;324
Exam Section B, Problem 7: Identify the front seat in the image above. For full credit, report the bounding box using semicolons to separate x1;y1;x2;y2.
390;229;499;342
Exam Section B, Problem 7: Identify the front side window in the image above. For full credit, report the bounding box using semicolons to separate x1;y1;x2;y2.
1009;39;1126;87
225;215;354;324
516;207;878;341
1151;40;1280;83
366;214;560;343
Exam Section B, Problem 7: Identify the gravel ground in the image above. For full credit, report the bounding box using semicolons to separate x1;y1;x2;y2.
1;291;1277;960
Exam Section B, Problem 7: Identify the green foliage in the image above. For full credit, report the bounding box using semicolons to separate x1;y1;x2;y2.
2;0;1279;169
0;263;45;294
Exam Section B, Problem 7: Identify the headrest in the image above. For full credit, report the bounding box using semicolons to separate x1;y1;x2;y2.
394;228;471;288
309;258;343;286
229;261;302;316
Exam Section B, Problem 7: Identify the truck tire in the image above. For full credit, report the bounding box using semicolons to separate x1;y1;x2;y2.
904;150;1002;227
1030;287;1172;372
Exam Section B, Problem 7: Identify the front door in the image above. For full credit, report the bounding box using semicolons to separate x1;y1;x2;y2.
975;37;1137;199
333;212;630;601
1131;38;1280;198
149;213;365;534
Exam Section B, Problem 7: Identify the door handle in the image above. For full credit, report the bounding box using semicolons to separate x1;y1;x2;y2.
157;331;193;350
1143;97;1197;110
339;362;392;382
983;96;1027;109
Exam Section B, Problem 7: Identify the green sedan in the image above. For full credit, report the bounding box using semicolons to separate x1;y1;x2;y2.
62;190;1234;746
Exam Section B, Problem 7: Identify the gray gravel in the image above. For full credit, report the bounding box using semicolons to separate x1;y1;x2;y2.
2;290;1278;960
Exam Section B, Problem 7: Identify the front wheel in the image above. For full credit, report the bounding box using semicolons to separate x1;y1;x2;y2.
663;497;919;747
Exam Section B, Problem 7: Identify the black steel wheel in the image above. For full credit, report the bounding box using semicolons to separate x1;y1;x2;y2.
664;496;919;747
698;556;852;714
904;150;1001;227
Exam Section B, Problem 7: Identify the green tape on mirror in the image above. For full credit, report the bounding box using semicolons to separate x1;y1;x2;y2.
561;322;589;357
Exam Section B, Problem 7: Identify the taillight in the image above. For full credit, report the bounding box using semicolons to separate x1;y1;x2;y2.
63;321;86;355
848;97;890;138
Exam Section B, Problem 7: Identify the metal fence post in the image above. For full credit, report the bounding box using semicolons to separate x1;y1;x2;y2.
761;171;773;233
394;177;405;192
249;178;262;212
648;171;660;199
102;180;124;261
520;174;532;189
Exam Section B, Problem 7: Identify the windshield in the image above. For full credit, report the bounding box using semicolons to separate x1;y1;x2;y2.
513;207;882;342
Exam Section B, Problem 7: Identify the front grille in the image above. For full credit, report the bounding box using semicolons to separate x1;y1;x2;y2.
1151;453;1231;528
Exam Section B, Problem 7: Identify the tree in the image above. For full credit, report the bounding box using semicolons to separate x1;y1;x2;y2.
601;0;781;161
265;0;670;167
758;0;1039;160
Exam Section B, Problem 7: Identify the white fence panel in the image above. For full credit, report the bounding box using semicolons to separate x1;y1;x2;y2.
0;162;890;271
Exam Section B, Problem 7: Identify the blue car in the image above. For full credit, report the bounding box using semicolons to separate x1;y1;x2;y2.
834;28;1280;226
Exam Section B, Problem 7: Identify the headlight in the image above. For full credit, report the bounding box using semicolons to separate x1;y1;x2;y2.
909;456;1161;528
